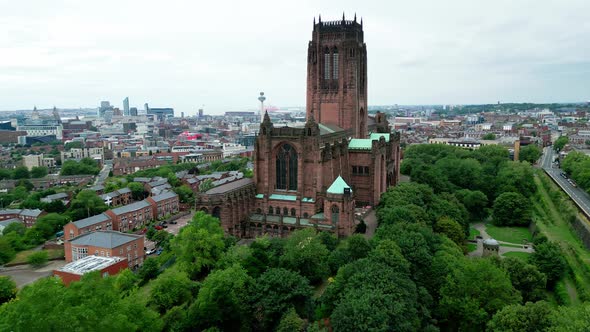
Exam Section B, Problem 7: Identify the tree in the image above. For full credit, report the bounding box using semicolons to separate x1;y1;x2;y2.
553;136;568;151
60;158;100;176
127;182;146;201
519;145;542;164
530;241;567;285
172;212;225;279
149;270;194;313
276;308;304;332
455;189;489;221
27;251;48;267
189;265;253;331
280;228;329;284
249;268;313;331
551;303;590;331
434;217;465;246
0;238;16;265
2;222;25;236
68;190;108;220
30;166;48;178
115;268;138;294
482;133;497;140
495;161;536;198
174;185;194;204
492;192;532;226
199;179;215;192
12;166;30;179
438;258;521;330
499;257;547;302
138;258;160;284
44;200;67;213
0;276;17;304
64;141;83;150
487;301;554;332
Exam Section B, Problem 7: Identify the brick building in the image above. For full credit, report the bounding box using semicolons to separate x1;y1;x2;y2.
64;213;113;241
100;187;132;206
54;255;129;286
105;201;153;232
0;209;46;228
64;231;144;268
195;16;400;238
146;191;180;219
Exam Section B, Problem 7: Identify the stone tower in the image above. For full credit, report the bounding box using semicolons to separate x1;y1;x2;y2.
306;14;368;139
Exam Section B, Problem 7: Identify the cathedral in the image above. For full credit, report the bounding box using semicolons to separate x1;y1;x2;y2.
196;15;401;238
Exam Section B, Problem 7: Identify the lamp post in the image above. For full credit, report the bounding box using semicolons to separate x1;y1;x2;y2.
258;92;266;123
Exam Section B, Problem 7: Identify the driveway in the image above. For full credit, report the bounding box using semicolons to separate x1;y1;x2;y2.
0;260;67;288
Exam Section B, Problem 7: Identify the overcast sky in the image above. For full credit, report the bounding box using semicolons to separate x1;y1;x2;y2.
1;0;589;115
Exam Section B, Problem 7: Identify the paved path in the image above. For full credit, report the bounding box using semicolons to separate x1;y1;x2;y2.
0;260;67;288
363;210;377;239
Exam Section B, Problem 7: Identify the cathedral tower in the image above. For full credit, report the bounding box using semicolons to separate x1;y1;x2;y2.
306;14;368;138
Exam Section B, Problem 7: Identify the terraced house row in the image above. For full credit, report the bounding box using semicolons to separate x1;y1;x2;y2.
63;191;179;240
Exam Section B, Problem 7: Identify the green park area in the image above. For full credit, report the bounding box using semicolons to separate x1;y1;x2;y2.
8;249;64;266
485;224;532;244
502;251;531;261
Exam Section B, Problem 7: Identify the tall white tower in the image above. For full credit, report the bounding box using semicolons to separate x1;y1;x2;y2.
258;92;266;123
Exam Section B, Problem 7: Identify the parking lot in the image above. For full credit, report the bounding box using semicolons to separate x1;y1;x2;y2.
144;211;195;253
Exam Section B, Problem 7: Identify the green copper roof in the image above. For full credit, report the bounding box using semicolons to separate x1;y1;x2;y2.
255;194;264;199
269;194;297;201
327;176;352;195
301;197;315;203
348;138;373;150
370;133;390;142
283;217;297;225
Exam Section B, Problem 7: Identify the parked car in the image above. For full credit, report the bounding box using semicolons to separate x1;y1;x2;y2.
156;248;163;255
155;225;163;230
169;220;177;225
145;248;155;255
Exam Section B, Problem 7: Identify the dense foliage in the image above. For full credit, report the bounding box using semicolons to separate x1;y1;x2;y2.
562;151;590;194
60;157;101;176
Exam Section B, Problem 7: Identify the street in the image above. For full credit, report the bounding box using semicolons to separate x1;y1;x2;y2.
541;147;590;216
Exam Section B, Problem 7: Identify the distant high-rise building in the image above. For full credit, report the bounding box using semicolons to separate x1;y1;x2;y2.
147;108;174;121
123;97;130;116
129;107;138;116
144;103;149;112
198;108;204;118
99;101;112;117
181;112;184;118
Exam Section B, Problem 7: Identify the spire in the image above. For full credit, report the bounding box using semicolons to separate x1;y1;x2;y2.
318;14;321;23
361;17;363;27
354;13;357;22
342;12;345;20
263;110;271;124
313;16;315;26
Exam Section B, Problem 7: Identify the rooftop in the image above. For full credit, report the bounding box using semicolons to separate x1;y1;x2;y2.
205;178;254;195
58;255;125;275
150;191;178;202
70;230;142;249
110;200;151;215
73;213;111;228
327;175;352;195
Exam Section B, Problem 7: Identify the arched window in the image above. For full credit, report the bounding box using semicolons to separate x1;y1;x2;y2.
275;144;298;190
212;206;221;219
324;47;330;79
290;208;296;217
332;47;339;79
303;212;309;218
275;207;280;215
283;207;288;215
331;205;339;224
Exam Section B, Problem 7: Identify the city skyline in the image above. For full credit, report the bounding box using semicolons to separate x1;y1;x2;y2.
1;0;589;115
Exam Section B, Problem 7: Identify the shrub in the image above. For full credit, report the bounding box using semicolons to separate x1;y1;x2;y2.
27;251;49;268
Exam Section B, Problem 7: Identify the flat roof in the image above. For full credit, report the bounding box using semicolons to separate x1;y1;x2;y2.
58;255;125;275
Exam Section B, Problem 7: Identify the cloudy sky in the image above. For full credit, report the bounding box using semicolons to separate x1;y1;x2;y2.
1;0;589;115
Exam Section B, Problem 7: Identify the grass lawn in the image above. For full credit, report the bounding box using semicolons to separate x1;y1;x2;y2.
502;251;531;261
485;224;532;244
467;243;477;253
469;227;480;240
9;249;64;265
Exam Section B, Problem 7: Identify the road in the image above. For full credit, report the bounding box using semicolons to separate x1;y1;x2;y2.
541;147;590;217
94;160;112;186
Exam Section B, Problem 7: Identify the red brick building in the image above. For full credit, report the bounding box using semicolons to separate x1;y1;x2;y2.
146;191;180;219
196;17;400;238
64;213;113;241
64;231;144;268
0;209;46;228
104;200;153;232
54;255;129;286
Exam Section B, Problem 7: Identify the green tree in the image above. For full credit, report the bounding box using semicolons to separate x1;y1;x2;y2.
174;185;194;204
550;303;590;331
189;264;253;331
455;189;489;221
12;166;30;179
138;258;160;284
127;182;146;201
249;268;313;331
114;268;138;294
434;217;465;246
482;133;497;140
199;179;215;192
438;258;522;330
60;158;100;176
487;301;554;332
519;145;542;164
68;190;108;220
553;136;568;151
530;241;567;285
172;212;225;279
2;222;25;236
0;276;17;304
27;251;48;267
495;161;536;197
30;166;48;178
64;141;83;150
499;257;547;302
0;237;16;264
492;192;532;226
276;308;304;332
280;228;329;284
149;270;194;313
